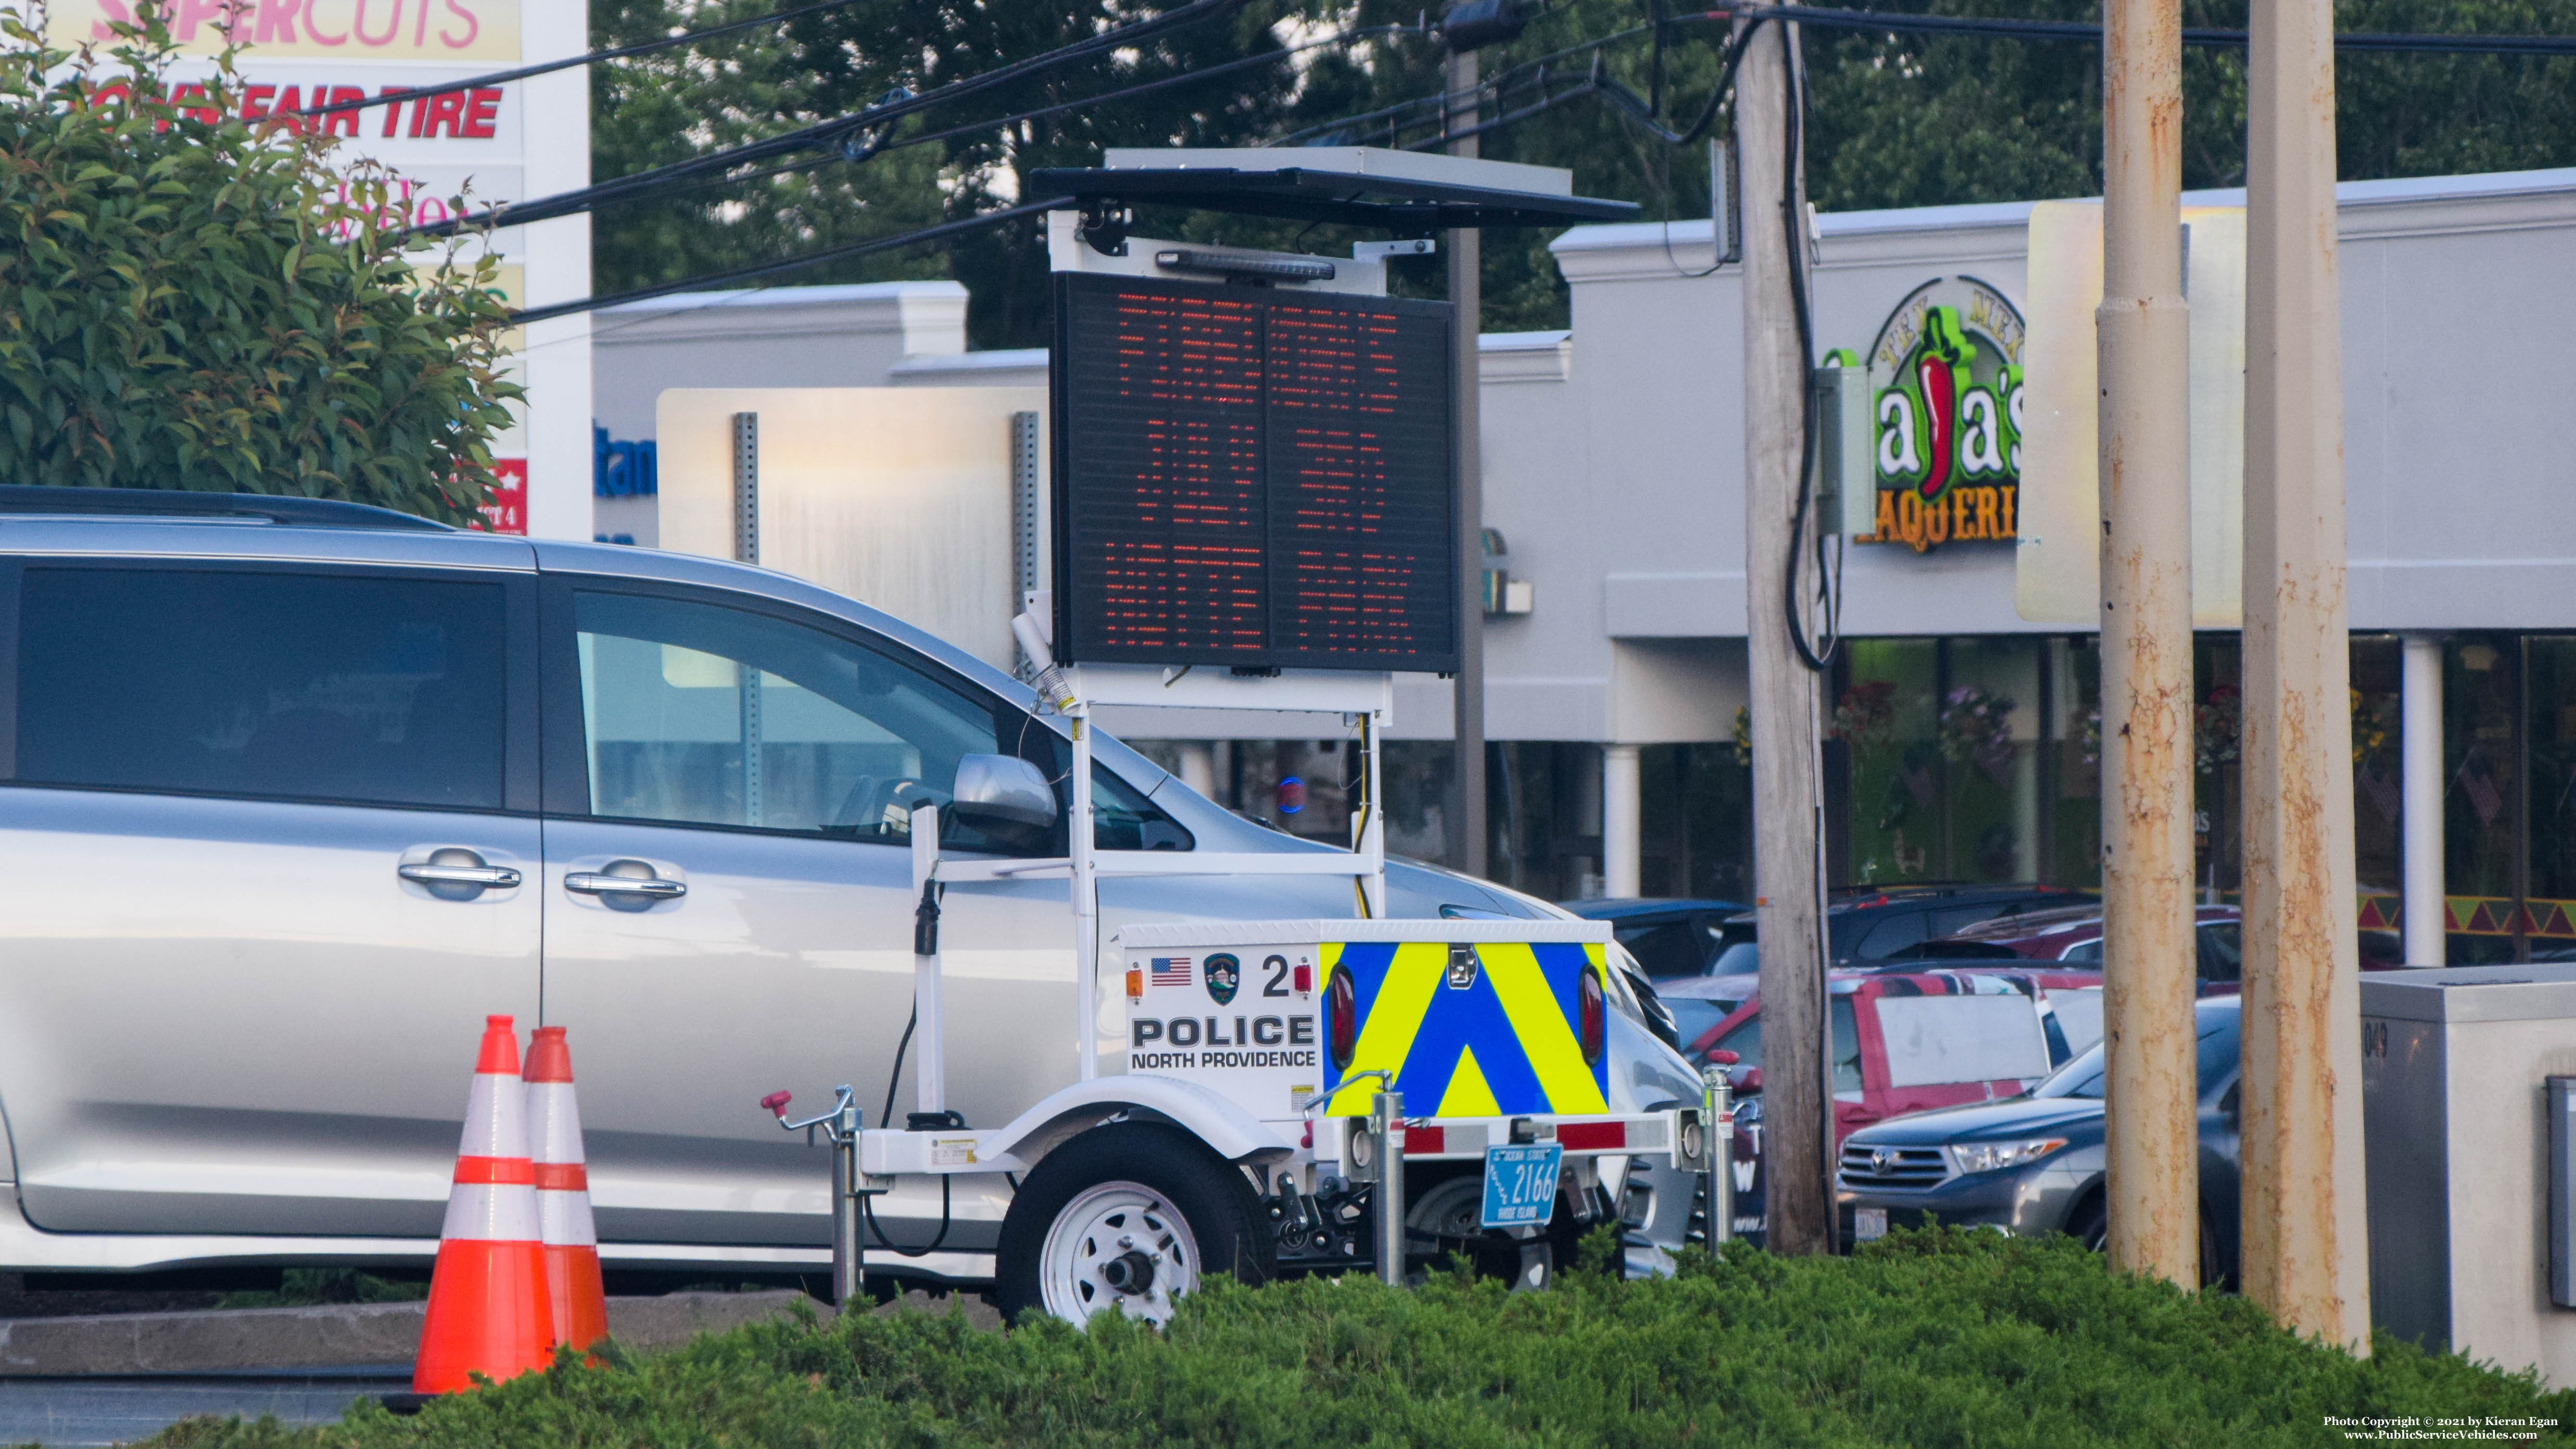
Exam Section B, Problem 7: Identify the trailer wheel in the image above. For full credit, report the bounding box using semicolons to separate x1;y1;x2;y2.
995;1121;1274;1326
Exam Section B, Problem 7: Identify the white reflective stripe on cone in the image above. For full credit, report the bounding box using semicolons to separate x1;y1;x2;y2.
526;1083;586;1165
459;1072;532;1159
537;1189;598;1248
441;1182;542;1244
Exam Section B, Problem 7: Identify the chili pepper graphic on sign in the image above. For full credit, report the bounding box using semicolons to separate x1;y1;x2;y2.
1913;305;1975;500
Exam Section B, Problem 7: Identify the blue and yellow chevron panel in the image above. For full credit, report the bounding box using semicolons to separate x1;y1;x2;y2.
1323;939;1609;1117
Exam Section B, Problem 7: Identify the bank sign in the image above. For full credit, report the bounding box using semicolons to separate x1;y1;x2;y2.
1861;277;2027;552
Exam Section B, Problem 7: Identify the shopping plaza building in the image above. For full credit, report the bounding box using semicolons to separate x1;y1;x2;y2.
591;164;2576;964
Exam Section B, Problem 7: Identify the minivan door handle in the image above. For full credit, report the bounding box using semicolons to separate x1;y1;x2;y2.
398;849;522;901
565;871;687;903
399;862;525;889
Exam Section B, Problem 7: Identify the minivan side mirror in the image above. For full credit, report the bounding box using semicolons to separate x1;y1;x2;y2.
949;754;1058;829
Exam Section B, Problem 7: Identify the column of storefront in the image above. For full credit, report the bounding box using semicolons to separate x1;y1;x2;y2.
2401;635;2444;964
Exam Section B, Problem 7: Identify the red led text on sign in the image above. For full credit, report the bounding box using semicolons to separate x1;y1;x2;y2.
1053;274;1457;674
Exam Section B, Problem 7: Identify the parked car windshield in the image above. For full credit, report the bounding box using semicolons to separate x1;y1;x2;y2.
2036;1006;2240;1100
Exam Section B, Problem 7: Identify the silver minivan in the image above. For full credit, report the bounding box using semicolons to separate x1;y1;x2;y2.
0;489;1703;1287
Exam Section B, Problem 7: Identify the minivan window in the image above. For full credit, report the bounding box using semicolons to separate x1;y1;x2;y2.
575;590;1010;845
571;591;1189;854
16;567;505;810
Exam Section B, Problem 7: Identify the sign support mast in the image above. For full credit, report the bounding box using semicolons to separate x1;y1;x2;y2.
1448;44;1488;880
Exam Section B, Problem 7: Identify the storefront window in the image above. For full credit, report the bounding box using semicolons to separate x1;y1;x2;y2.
2350;637;2404;927
1379;741;1456;863
1833;638;2044;886
1489;741;1603;902
2446;633;2520;962
2044;637;2103;888
1835;638;1939;884
1639;743;1753;900
2522;638;2576;961
2193;638;2244;900
1947;638;2043;882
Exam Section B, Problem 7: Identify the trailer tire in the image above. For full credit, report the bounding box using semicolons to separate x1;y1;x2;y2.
995;1121;1275;1326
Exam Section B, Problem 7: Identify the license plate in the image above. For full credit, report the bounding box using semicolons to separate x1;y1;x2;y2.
1853;1207;1888;1243
1481;1143;1564;1229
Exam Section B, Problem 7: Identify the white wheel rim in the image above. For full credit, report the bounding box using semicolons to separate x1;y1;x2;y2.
1038;1180;1200;1326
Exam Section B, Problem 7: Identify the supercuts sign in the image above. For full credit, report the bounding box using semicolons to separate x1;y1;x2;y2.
1861;277;2026;553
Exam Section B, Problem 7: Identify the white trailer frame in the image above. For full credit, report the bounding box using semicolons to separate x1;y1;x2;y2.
812;645;1714;1321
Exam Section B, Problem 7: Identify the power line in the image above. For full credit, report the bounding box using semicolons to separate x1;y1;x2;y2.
414;0;1253;239
275;0;871;120
509;200;1058;326
894;24;1416;156
516;1;2576;324
1744;4;2576;57
1282;3;2576;161
500;21;1416;326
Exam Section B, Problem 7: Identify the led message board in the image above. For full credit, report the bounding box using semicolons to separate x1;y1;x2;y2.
1049;272;1457;674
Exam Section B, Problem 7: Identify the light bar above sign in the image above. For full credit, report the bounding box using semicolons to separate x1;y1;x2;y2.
1050;272;1458;674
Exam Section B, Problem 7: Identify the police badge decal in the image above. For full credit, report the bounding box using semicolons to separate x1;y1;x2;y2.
1203;953;1241;1006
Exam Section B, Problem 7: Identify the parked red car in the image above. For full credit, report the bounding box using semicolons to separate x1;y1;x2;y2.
1684;966;2105;1149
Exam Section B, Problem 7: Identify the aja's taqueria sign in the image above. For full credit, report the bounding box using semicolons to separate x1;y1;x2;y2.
1857;277;2026;552
1849;204;2249;635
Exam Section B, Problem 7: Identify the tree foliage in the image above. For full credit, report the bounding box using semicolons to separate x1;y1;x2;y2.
0;4;521;524
588;0;2576;343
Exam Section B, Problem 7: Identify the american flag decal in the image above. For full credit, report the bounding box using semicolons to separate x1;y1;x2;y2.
1149;956;1193;988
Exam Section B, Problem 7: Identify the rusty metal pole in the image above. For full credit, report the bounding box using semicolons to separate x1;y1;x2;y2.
2097;0;2199;1288
2240;0;2372;1350
1738;14;1832;1256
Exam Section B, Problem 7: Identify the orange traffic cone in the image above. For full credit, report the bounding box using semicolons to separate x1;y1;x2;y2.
413;1016;555;1395
525;1026;609;1353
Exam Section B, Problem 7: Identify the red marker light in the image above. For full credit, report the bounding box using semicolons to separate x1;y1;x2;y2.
1293;962;1313;995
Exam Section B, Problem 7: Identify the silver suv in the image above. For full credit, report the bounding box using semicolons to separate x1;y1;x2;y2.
0;489;1703;1287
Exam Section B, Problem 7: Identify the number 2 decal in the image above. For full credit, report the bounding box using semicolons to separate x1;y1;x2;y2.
1263;954;1291;997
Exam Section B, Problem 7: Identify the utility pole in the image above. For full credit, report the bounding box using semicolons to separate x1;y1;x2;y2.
2240;0;2371;1350
2096;0;2199;1288
1737;15;1831;1256
1447;45;1489;880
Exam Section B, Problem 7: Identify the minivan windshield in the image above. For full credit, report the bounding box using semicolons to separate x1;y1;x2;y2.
2035;1003;2239;1100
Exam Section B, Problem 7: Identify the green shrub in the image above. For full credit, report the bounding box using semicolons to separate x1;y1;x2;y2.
0;2;520;523
141;1228;2576;1448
